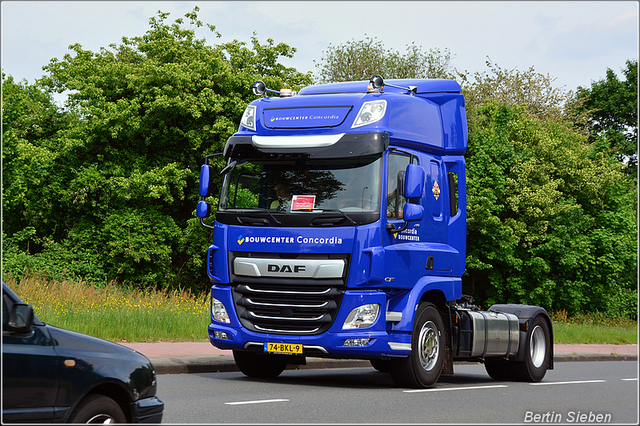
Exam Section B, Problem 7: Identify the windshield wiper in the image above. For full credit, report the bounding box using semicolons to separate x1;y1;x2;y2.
234;209;282;226
314;209;357;226
261;209;282;225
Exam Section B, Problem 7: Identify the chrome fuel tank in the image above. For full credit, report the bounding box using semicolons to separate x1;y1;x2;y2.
461;309;520;357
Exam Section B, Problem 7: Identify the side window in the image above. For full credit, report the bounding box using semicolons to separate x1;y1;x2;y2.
448;171;459;216
386;153;412;219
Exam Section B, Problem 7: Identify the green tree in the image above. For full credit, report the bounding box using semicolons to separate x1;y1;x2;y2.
465;102;637;318
457;58;584;126
314;35;454;83
2;8;311;289
575;59;638;176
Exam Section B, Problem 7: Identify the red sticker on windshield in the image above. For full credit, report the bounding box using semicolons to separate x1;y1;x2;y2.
291;195;315;211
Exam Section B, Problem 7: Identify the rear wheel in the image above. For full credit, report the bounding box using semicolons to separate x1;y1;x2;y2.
233;350;288;378
389;302;445;388
484;315;551;382
370;359;391;373
511;315;551;382
484;358;511;381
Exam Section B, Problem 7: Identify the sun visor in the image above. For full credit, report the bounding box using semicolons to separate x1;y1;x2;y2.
262;106;352;129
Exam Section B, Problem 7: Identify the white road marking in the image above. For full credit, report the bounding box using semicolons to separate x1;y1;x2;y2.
404;384;508;393
225;399;289;405
530;380;606;386
622;378;638;381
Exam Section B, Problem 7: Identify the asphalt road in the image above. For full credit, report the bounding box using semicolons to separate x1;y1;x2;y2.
157;361;638;424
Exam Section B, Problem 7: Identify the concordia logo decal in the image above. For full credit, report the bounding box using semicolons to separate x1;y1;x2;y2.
268;114;340;123
237;235;343;245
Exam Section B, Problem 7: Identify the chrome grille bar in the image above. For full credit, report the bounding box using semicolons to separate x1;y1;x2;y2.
245;298;330;309
248;312;325;321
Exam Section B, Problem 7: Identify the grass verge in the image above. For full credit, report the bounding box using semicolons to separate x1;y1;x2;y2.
7;274;210;343
550;310;637;345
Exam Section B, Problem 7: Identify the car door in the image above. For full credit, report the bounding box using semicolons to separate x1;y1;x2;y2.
2;291;59;423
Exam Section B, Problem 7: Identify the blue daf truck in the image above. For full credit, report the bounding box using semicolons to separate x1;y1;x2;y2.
196;76;553;388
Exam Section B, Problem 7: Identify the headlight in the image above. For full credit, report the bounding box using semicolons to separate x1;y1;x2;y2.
212;298;230;323
351;100;387;128
240;105;257;131
342;304;380;329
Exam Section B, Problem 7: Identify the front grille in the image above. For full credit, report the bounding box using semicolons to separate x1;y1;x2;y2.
232;283;344;335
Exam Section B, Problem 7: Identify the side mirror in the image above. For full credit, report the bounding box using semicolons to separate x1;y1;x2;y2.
253;81;267;96
196;200;211;219
404;164;425;199
9;303;34;334
403;203;424;222
370;75;384;90
199;164;215;197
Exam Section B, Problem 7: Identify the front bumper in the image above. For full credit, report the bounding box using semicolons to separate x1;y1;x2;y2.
132;396;164;423
208;285;412;358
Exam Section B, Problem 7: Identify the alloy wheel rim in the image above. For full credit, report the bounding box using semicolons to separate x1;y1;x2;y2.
86;414;115;424
418;320;439;371
529;325;546;368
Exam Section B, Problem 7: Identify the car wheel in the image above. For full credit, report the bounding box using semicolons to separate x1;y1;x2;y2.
69;394;126;423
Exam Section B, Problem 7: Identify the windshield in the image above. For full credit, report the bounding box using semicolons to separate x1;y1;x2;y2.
217;154;382;227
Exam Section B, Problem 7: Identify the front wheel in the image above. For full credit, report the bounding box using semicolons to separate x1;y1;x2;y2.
233;350;288;378
389;302;445;388
69;394;126;423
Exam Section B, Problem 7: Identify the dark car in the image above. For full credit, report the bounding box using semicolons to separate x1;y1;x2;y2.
2;282;164;423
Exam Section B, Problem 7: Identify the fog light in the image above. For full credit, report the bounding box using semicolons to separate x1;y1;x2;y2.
344;338;371;347
213;331;229;340
212;298;230;323
343;304;380;329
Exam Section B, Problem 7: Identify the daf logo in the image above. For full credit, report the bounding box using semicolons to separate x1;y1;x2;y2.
267;264;306;273
234;258;344;278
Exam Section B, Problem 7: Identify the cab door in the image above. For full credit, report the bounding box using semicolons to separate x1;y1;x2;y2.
382;150;424;287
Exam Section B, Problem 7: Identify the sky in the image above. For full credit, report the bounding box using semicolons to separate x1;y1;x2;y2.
1;1;638;105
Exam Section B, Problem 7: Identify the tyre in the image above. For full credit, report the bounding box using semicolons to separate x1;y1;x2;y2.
484;358;511;381
484;315;551;382
389;302;445;388
511;315;551;382
233;350;288;378
69;394;126;423
370;359;391;373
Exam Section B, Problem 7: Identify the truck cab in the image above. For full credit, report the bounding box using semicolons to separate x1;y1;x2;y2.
197;76;552;388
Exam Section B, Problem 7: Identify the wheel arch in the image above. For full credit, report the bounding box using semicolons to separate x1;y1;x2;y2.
65;382;133;423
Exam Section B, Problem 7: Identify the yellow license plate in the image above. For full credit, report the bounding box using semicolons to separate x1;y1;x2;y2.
264;342;303;355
